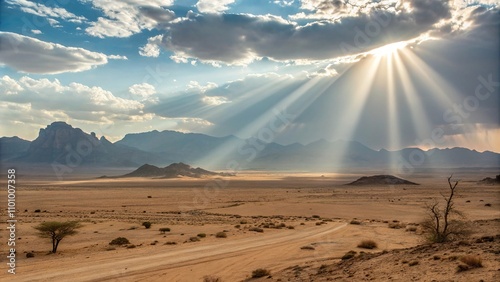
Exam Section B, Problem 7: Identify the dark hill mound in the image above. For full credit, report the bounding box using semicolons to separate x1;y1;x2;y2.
478;175;500;185
346;175;418;186
120;162;222;178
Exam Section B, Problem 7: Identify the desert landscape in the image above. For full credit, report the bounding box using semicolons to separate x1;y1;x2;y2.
1;170;499;281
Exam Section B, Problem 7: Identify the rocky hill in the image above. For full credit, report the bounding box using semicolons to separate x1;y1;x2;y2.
346;175;419;185
120;162;223;178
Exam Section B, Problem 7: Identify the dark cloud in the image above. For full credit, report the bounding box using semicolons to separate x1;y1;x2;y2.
0;32;108;74
161;0;458;64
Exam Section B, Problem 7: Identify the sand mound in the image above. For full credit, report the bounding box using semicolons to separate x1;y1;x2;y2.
346;175;418;185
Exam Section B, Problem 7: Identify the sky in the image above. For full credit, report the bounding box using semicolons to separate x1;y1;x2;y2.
0;0;499;152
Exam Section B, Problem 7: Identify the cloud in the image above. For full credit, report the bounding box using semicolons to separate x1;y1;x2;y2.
85;0;175;38
0;76;146;124
6;0;86;23
196;0;236;13
202;96;229;106
129;83;156;100
0;32;108;74
108;54;128;60
31;29;42;34
139;35;163;57
187;81;218;93
308;64;338;77
160;1;460;65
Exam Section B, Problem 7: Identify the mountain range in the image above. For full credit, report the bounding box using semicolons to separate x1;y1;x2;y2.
1;122;499;171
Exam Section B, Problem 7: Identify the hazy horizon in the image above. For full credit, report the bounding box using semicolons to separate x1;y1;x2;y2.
1;0;499;154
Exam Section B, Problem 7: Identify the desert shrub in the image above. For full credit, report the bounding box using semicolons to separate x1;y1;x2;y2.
159;227;171;234
249;227;264;233
408;260;419;266
215;232;227;238
287;225;295;229
406;226;418;232
460;255;482;268
235;225;241;229
26;252;35;258
312;215;321;219
240;220;248;224
164;241;177;245
197;233;207;238
203;275;222;282
126;244;136;249
251;268;271;278
34;209;41;213
315;222;323;226
109;237;130;245
388;222;405;229
189;236;200;242
357;240;377;249
300;245;315;250
485;203;492;207
341;250;357;260
142;222;152;229
350;220;362;225
277;223;286;228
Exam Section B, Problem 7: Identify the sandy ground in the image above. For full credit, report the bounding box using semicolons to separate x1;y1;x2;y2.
0;172;498;281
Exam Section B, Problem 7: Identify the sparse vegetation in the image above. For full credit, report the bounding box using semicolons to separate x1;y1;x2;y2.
189;236;200;242
406;226;417;232
300;245;315;250
215;232;227;238
357;240;377;249
109;237;130;245
197;233;207;238
408;260;419;266
159;227;171;234
33;221;82;253
249;227;264;233
142;221;152;229
350;219;362;225
421;175;470;243
341;250;357;260
251;268;271;278
460;255;482;268
203;275;223;282
26;252;35;258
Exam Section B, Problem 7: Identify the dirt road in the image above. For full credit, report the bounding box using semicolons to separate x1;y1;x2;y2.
14;223;348;282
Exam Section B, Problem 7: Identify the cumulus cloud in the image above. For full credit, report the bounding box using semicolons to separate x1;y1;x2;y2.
85;0;175;38
139;35;163;57
308;64;338;77
187;81;218;93
0;32;108;74
196;0;236;13
129;83;156;100
0;76;146;123
31;29;42;34
6;0;86;23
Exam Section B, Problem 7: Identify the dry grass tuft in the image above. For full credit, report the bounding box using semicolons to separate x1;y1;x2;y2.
460;255;482;268
203;275;223;282
251;268;271;278
357;240;377;249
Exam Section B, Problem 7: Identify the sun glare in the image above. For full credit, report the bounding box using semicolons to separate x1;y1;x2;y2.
369;41;408;57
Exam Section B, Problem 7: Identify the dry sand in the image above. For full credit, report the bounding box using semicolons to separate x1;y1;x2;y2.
0;172;499;281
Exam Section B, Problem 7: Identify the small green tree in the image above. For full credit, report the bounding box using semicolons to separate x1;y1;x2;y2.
34;221;82;253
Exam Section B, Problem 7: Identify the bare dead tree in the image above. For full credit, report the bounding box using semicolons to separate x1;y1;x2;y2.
421;175;469;243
